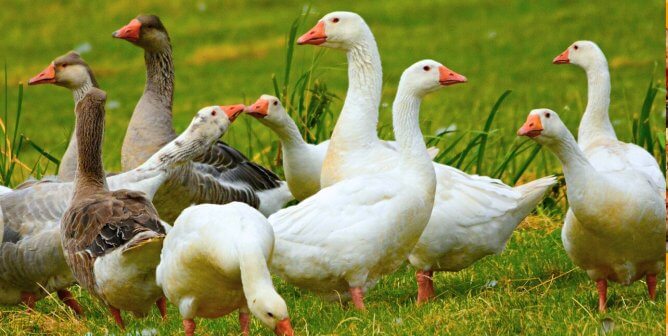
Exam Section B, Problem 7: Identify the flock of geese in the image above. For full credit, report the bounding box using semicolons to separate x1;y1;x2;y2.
0;10;664;336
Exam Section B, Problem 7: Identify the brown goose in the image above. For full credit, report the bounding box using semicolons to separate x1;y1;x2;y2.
112;15;292;222
28;51;98;181
61;88;166;329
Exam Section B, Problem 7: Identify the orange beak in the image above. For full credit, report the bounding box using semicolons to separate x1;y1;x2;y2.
438;66;467;86
274;318;294;336
517;114;543;137
221;104;245;122
297;21;327;45
553;48;570;64
28;63;56;85
245;98;269;118
112;19;142;42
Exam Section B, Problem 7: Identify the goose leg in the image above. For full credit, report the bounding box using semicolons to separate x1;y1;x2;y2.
416;269;435;305
109;306;125;330
183;319;196;336
646;274;657;300
239;308;250;336
596;279;607;312
57;289;84;316
349;287;365;310
20;292;37;311
155;296;168;319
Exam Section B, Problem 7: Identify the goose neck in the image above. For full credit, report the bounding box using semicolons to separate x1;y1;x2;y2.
59;76;98;181
330;36;383;145
392;89;433;176
263;117;307;149
236;242;274;303
73;99;106;200
580;61;616;144
545;132;598;189
143;45;174;112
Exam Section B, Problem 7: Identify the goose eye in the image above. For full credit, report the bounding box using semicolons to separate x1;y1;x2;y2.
267;312;274;318
61;64;68;68
545;112;551;118
423;66;431;71
273;101;278;106
211;110;217;116
573;45;578;50
332;18;339;23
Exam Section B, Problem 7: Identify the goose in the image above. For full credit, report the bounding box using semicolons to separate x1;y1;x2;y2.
156;203;294;336
28;51;98;181
245;95;437;200
0;101;243;318
553;40;666;250
518;109;664;311
268;60;455;310
112;15;292;221
61;90;245;328
298;12;557;303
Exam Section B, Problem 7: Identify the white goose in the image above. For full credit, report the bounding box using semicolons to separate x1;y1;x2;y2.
298;11;557;303
0;105;243;315
518;109;664;312
553;40;666;248
244;95;438;200
157;203;294;336
268;60;453;310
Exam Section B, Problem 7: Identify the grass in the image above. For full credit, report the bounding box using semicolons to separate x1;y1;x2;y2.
0;0;665;335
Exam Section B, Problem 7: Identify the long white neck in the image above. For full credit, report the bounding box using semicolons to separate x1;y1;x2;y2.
59;77;96;181
391;87;435;186
329;33;383;148
579;59;616;147
261;116;308;150
237;240;275;306
135;127;213;172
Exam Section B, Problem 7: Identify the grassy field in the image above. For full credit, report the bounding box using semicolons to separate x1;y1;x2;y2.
0;0;665;335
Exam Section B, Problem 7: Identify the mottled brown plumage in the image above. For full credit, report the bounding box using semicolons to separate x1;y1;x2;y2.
61;88;165;327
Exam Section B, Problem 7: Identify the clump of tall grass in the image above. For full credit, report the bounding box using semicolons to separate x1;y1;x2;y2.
1;64;59;187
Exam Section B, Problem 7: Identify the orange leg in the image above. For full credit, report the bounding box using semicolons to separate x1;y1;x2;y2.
596;279;607;312
416;269;435;305
21;292;37;312
349;287;365;310
239;310;250;336
646;274;657;300
183;319;196;336
57;289;84;316
155;296;168;319
109;306;125;330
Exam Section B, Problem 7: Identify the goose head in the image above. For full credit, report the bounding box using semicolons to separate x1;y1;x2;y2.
553;40;606;69
28;51;96;89
189;105;244;142
247;289;293;336
245;94;289;124
517;109;570;146
400;60;467;97
112;15;170;51
297;11;370;49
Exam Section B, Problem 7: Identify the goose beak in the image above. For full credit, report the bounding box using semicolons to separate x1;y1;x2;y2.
553;49;570;64
297;21;327;45
245;98;269;118
517;114;543;137
438;66;467;86
221;104;245;122
274;318;294;336
112;19;142;42
28;63;56;85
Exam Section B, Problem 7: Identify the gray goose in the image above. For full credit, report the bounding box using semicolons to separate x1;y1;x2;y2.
0;103;243;317
28;51;98;181
112;15;292;222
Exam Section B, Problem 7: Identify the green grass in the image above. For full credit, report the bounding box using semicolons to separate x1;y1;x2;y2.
0;0;664;335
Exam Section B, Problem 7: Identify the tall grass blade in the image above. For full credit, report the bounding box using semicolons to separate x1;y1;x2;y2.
511;143;542;185
475;90;511;174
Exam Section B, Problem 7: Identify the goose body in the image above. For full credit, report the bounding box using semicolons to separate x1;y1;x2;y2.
113;15;291;221
157;202;293;336
0;103;237;317
269;60;457;309
519;109;664;311
297;12;556;303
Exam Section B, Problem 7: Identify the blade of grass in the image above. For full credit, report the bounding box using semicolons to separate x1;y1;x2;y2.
476;90;512;174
